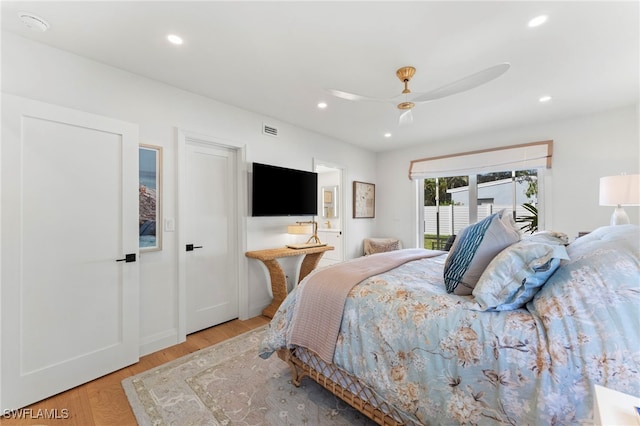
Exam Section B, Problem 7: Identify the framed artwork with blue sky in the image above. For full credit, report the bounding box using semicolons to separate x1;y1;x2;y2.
139;144;162;251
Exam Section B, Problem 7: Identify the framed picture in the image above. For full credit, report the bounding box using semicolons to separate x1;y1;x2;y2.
139;144;162;251
353;181;375;218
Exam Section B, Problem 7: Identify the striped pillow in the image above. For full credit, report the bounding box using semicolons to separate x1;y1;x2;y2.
444;210;520;295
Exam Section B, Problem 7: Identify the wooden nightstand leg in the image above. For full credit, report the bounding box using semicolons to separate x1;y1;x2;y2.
261;258;287;319
298;252;325;283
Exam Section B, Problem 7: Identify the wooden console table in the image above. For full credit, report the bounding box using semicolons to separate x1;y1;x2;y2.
246;245;334;318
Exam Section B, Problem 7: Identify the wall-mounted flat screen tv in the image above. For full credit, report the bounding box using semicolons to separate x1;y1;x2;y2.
251;162;318;216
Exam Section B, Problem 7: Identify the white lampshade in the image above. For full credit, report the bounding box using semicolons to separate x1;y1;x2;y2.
287;223;313;235
599;174;640;226
599;174;640;206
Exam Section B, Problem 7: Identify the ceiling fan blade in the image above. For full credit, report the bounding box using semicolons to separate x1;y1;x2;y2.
412;63;511;103
399;109;413;126
327;89;388;103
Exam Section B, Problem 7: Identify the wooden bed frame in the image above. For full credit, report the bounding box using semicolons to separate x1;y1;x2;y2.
277;347;411;426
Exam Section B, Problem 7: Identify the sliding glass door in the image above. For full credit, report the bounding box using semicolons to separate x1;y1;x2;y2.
422;169;539;247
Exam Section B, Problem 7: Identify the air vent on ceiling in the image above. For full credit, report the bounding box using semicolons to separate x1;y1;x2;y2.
262;123;278;137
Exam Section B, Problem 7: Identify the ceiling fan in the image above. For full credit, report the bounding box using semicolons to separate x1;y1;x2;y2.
328;63;511;125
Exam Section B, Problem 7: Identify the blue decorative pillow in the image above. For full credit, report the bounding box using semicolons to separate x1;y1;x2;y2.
444;210;521;295
472;240;569;311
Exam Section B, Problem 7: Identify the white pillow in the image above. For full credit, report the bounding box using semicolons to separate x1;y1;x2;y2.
473;240;569;311
364;238;402;255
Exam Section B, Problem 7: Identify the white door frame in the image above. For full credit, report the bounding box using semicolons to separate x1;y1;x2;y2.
176;129;248;342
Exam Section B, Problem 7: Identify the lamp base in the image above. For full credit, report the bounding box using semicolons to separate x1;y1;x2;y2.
610;206;630;226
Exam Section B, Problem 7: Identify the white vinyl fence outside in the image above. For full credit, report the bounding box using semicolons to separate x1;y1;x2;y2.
424;204;532;235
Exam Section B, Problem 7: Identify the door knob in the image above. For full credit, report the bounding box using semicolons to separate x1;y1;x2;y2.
186;244;203;252
116;253;136;262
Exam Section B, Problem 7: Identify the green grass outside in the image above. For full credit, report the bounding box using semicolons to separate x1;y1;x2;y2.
424;234;451;250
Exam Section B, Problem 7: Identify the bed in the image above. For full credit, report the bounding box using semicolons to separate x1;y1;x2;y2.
259;217;640;425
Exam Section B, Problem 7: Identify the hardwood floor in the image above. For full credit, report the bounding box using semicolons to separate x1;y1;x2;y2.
0;316;270;426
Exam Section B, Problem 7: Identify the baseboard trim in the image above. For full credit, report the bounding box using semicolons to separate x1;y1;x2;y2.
249;298;273;319
139;328;179;357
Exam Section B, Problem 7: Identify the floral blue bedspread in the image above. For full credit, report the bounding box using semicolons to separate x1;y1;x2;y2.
259;225;640;425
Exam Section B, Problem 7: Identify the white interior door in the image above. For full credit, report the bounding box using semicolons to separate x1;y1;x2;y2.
0;94;139;410
184;141;238;334
314;159;347;267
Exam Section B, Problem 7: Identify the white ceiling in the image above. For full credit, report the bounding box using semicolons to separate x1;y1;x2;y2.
2;1;638;152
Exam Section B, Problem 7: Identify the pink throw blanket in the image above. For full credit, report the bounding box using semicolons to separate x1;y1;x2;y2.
289;248;443;363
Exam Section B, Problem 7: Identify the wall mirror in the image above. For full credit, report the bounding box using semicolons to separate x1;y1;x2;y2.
321;185;339;219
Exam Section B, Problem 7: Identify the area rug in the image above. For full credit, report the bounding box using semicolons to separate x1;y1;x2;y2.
122;326;375;425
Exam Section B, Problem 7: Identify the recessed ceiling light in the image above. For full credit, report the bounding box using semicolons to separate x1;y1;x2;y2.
384;133;392;138
539;95;552;103
167;34;183;45
18;12;49;32
317;102;327;109
528;15;548;28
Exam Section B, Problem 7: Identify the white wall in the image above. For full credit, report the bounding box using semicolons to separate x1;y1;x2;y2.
376;104;639;245
1;33;377;355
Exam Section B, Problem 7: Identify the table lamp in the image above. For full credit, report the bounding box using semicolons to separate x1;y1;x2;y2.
599;174;640;225
288;220;321;245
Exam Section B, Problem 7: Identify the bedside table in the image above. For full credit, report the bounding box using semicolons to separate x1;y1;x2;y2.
246;245;334;318
594;385;640;426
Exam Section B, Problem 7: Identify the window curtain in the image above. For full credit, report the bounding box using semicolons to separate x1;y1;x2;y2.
408;140;553;180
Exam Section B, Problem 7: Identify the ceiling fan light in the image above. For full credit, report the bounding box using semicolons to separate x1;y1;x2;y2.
399;109;414;126
397;101;414;110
